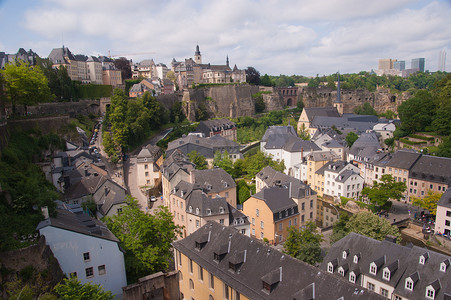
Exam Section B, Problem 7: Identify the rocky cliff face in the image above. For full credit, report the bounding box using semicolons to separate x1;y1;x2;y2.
299;86;411;114
181;85;284;121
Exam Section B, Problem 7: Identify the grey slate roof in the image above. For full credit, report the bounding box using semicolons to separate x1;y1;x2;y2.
410;155;451;185
37;208;119;242
386;150;421;170
437;187;451;209
261;125;297;145
311;114;379;134
186;190;229;217
191;168;236;193
161;150;195;181
349;132;381;159
252;186;298;213
321;232;451;300
303;107;341;122
256;166;315;199
48;47;75;64
173;222;384;300
306;150;340;161
136;144;162;162
196;119;236;137
316;161;348;176
166;135;240;159
228;203;250;227
283;136;321;152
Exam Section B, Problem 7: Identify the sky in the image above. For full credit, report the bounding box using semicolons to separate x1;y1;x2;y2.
0;0;450;76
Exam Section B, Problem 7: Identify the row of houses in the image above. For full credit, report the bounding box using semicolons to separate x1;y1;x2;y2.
48;46;123;86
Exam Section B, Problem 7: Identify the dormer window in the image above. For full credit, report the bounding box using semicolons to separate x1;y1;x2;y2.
425;280;441;300
353;254;360;264
419;252;429;265
420;256;425;265
370;264;377;275
196;208;200;215
342;249;349;259
405;278;413;291
219;207;224;213
349;273;356;283
207;209;212;215
189;206;193;213
383;269;390;281
426;287;435;299
338;268;344;276
440;259;449;272
327;260;338;273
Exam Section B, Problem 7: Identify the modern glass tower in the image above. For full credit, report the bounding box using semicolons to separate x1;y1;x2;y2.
411;58;425;72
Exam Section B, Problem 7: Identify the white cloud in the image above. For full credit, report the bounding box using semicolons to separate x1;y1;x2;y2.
11;0;451;75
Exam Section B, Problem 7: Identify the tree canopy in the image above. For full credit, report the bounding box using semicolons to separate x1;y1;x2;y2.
188;150;208;170
104;196;182;283
335;211;402;242
345;132;358;148
412;191;442;216
245;67;261;85
361;174;406;212
1;61;52;114
54;277;114;300
284;222;322;265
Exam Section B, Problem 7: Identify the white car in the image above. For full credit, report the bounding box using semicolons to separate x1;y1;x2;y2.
150;196;157;202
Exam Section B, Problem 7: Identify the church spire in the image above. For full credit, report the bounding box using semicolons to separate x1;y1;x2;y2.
335;72;342;103
226;55;229;67
195;45;201;56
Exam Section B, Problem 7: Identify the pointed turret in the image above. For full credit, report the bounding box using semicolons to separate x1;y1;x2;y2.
194;45;202;64
226;55;229;67
334;72;343;115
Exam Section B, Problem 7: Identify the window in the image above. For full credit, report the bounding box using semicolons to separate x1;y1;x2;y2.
198;266;203;281
189;279;194;290
83;252;90;261
327;264;333;273
394;296;403;300
256;209;259;217
310;212;313;219
349;273;355;283
224;283;229;300
260;232;264;239
338;268;344;276
302;203;305;211
252;228;255;235
98;265;106;275
446;220;450;226
380;288;388;297
145;171;149;176
209;272;214;289
189;259;193;273
310;200;313;208
301;215;305;222
353;255;359;264
279;234;283;242
225;192;229;197
117;207;122;214
235;291;241;300
85;267;94;278
178;251;182;266
383;270;390;280
279;223;282;231
241;229;246;234
367;282;375;291
252;218;255;225
419;256;425;264
260;221;264;229
144;164;148;169
294;218;297;225
220;219;224;225
342;251;348;259
426;288;434;299
288;220;292;227
405;279;413;291
370;264;376;275
69;272;77;278
196;220;200;228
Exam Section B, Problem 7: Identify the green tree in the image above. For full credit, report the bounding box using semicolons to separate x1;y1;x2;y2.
243;151;285;178
361;174;406;212
1;61;53;114
213;150;234;175
412;191;442;216
345;132;358;148
169;101;186;123
195;103;209;121
330;212;351;243
284;222;322;265
253;92;266;113
397;90;436;133
260;74;273;87
188;150;208;170
54;276;114;300
105;196;182;283
237;179;251;204
344;211;401;242
354;102;377;116
298;123;310;140
245;67;261;85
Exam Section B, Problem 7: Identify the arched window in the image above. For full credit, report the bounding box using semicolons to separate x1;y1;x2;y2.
189;279;194;290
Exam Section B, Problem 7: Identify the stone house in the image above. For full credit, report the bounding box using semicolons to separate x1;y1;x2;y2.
435;188;451;236
195;119;237;141
136;144;163;188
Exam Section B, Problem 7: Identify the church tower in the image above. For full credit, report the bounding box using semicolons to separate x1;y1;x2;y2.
194;45;202;64
226;55;229;67
333;72;343;116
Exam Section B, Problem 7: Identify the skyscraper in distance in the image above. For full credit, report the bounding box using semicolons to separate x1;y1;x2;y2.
438;50;446;72
411;58;425;72
393;61;405;71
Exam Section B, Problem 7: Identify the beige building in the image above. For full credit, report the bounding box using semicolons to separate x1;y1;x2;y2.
173;222;383;300
243;186;300;245
304;151;340;195
256;166;317;227
136;144;163;188
297;107;341;137
102;68;122;87
86;56;103;84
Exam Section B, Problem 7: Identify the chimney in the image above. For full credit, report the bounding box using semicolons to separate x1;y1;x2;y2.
41;206;49;219
385;235;397;243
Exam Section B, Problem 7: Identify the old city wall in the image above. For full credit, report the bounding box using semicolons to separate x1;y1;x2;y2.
12;99;101;117
299;86;411;114
7;116;70;134
181;84;285;121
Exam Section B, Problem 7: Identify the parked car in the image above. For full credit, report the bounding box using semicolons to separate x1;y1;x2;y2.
150;196;157;202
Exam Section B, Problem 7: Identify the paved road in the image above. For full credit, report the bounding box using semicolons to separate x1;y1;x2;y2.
123;128;173;213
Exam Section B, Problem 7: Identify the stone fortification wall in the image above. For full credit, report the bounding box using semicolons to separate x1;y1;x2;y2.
181;84;285;121
156;92;184;110
12;100;101;117
7;116;70;134
299;86;411;114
